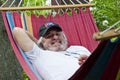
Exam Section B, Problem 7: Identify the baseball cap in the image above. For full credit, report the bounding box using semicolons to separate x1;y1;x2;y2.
39;22;62;37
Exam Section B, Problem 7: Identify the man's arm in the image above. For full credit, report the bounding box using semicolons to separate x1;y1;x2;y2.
13;27;38;52
26;31;38;44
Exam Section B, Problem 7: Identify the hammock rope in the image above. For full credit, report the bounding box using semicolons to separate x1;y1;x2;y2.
0;0;95;11
93;20;120;41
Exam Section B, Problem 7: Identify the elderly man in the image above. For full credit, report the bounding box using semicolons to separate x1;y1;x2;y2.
13;22;91;80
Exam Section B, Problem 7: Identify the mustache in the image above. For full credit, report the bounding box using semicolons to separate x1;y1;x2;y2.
51;40;62;45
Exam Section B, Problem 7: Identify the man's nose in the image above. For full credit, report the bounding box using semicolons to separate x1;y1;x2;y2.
53;34;59;39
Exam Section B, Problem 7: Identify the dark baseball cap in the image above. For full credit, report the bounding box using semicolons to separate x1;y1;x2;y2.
39;22;62;37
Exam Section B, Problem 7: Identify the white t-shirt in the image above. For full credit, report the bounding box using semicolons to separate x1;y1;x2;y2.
25;43;91;80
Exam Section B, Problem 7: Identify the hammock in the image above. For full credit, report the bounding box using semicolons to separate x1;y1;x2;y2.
2;10;98;80
1;0;120;80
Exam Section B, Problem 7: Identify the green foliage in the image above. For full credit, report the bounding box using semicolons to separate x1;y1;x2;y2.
1;0;5;3
23;72;30;80
91;0;120;31
23;0;51;16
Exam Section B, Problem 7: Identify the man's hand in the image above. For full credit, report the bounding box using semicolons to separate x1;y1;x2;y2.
78;54;88;65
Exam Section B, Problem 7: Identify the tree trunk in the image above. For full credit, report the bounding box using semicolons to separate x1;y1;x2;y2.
0;0;24;80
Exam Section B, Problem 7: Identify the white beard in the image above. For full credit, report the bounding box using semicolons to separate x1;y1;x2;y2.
44;39;67;51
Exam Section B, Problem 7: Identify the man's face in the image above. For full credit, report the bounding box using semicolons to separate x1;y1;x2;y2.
42;29;67;51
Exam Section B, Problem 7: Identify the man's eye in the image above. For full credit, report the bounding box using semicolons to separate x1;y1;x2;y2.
45;34;53;38
56;33;59;36
44;32;61;39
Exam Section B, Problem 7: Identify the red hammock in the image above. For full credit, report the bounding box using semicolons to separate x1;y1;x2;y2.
2;8;99;80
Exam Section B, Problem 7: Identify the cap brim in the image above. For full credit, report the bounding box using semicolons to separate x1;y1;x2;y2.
42;26;62;36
